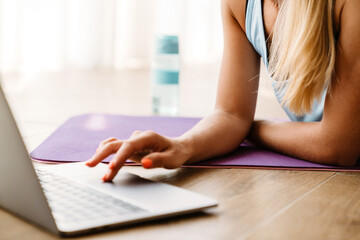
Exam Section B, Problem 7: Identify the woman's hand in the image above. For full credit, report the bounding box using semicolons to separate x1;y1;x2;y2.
85;131;192;182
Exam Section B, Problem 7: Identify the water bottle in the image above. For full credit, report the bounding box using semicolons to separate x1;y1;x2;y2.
151;35;180;116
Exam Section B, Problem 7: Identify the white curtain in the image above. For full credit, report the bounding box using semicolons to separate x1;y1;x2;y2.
0;0;223;74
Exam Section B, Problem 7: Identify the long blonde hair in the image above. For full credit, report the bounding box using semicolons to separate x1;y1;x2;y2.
268;0;336;115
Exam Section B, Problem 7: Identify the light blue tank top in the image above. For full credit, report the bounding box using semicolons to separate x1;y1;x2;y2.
245;0;325;122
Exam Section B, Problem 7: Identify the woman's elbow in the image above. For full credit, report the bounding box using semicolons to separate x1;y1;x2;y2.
333;155;358;167
319;146;359;167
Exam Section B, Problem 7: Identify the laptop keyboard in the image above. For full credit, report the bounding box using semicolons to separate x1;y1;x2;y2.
35;168;147;226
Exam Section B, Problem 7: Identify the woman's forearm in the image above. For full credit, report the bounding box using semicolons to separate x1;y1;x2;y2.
249;120;326;162
178;110;252;164
248;120;357;166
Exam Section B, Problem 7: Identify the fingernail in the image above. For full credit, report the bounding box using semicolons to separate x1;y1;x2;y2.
103;168;114;181
109;161;115;170
141;158;152;169
85;161;91;166
102;171;110;181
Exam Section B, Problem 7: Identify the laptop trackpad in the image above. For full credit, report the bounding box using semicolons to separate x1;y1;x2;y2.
41;162;214;213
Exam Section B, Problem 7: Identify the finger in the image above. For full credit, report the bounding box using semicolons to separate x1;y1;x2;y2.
123;131;147;161
125;131;143;158
103;141;136;181
141;158;153;168
85;141;122;167
104;132;164;181
140;152;171;169
96;137;118;153
128;149;153;162
129;130;142;139
142;152;183;169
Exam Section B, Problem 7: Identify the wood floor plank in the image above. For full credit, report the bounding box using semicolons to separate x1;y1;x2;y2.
246;173;360;240
0;210;57;240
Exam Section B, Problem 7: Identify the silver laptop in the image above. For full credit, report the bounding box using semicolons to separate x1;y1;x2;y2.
0;84;217;237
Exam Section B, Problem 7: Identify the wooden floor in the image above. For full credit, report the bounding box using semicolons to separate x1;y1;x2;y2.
1;65;359;240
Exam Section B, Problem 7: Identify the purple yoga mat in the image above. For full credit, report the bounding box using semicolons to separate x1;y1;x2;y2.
30;113;360;171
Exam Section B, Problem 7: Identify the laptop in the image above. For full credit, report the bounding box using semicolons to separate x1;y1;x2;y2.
0;84;217;237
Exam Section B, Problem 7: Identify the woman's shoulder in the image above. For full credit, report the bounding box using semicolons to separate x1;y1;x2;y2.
222;0;247;31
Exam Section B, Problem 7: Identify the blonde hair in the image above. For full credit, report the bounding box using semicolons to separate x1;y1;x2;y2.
268;0;336;115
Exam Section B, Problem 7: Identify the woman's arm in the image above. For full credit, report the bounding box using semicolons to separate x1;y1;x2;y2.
248;0;360;166
181;0;260;163
86;0;261;181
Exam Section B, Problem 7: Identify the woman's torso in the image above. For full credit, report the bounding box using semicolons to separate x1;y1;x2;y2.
241;0;344;121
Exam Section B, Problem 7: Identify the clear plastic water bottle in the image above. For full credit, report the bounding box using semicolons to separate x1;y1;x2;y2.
151;35;180;116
